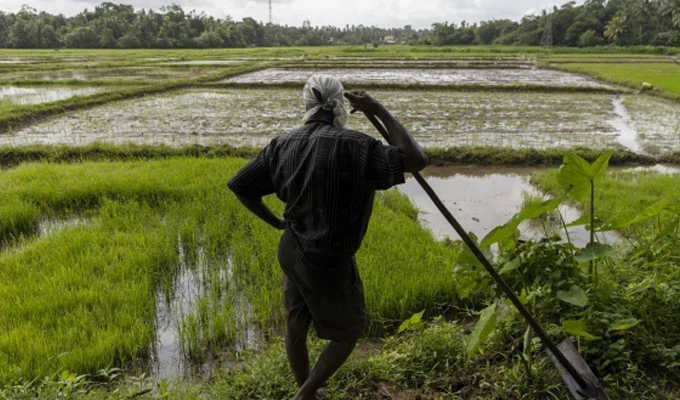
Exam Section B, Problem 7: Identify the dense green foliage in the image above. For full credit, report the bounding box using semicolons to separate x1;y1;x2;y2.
1;154;680;398
0;158;466;383
1;0;680;49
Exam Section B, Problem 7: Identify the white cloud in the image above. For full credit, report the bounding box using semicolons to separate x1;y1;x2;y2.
0;0;585;29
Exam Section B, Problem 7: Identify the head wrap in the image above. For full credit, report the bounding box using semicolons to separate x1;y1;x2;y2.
302;75;348;128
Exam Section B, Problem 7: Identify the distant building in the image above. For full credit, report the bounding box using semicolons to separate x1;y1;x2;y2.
382;35;396;44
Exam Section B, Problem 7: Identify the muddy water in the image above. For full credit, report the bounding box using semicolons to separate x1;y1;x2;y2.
2;67;205;82
623;95;680;155
0;86;102;105
221;68;612;88
38;217;83;236
151;239;261;380
609;96;643;153
291;58;537;69
1;89;623;151
398;166;621;246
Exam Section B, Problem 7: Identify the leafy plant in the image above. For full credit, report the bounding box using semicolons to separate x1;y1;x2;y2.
557;151;615;284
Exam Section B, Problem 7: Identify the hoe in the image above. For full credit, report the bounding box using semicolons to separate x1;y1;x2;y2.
364;112;610;400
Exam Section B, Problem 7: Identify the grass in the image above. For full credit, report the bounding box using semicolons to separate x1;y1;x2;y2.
0;158;679;398
552;62;680;99
427;146;657;166
0;157;467;383
1;45;677;66
0;143;662;170
530;167;680;237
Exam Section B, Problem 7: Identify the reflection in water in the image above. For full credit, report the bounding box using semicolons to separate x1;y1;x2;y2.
628;164;680;174
152;237;260;381
38;217;83;236
0;86;101;105
398;166;620;247
609;96;643;153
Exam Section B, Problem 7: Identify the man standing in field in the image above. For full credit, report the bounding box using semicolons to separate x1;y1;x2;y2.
227;75;427;400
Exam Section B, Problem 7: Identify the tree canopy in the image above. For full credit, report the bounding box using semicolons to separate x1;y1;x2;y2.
0;0;679;49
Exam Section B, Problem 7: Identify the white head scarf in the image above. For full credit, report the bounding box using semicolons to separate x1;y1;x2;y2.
302;75;348;128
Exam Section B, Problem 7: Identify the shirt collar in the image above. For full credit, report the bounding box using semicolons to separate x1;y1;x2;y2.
305;108;335;126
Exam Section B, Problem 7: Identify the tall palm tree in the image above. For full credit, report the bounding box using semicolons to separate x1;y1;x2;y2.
604;15;626;43
660;0;680;28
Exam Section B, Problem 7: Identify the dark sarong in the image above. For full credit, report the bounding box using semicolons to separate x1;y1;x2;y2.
277;230;369;341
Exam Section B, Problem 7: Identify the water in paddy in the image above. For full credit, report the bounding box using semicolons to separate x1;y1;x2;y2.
609;96;643;153
221;67;611;88
151;238;261;381
0;86;102;105
398;165;622;247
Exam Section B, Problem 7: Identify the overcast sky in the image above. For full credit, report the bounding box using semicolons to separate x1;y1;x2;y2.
1;0;585;30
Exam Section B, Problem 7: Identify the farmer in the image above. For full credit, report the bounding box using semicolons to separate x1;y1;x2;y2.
227;75;427;400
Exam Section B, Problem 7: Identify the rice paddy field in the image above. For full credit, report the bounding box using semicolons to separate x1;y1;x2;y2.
1;46;680;399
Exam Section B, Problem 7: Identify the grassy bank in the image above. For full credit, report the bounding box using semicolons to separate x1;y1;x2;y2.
0;143;666;169
551;62;680;100
1;45;678;64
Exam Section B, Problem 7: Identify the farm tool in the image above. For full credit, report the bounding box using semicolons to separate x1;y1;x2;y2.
363;111;610;400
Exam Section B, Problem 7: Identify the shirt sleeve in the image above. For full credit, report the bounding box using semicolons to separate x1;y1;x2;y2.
227;149;276;198
358;139;405;190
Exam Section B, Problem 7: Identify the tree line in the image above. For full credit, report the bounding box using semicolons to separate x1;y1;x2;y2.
0;0;679;49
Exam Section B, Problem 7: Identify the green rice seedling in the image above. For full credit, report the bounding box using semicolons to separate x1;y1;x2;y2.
0;199;178;382
0;199;41;245
0;157;468;383
553;62;680;99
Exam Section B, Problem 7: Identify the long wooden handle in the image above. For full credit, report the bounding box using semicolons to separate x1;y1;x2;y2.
362;111;591;392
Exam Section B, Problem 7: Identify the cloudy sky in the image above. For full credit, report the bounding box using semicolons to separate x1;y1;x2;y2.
1;0;584;30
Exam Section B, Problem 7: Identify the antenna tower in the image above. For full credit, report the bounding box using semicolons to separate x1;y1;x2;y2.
542;11;553;47
269;0;272;24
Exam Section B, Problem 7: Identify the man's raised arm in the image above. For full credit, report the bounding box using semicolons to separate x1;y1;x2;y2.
344;90;428;173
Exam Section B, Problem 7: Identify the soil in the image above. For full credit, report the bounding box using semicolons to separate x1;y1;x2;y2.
221;67;612;88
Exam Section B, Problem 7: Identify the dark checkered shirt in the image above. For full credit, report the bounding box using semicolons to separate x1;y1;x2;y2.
228;112;405;270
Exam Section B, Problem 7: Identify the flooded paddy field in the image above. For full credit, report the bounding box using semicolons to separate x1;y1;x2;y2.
285;57;537;69
1;66;213;82
3;88;653;151
399;166;625;247
623;95;680;155
0;86;104;105
220;67;612;88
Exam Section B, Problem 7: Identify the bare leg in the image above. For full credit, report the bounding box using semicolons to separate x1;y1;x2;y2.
285;315;311;387
293;338;357;400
